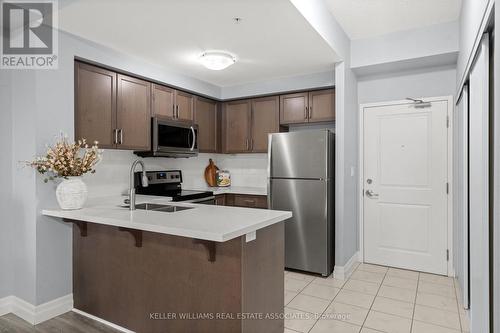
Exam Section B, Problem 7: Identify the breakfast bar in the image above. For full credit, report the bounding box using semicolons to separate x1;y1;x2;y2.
43;196;291;333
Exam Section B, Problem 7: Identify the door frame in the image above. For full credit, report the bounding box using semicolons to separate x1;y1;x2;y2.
358;96;454;276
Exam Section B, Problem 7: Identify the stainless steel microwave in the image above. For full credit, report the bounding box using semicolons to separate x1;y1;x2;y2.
135;117;198;158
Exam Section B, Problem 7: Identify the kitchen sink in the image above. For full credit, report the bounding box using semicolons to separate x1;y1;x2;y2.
133;203;194;212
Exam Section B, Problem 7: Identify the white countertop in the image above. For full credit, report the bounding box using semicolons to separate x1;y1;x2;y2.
42;195;290;242
189;186;267;196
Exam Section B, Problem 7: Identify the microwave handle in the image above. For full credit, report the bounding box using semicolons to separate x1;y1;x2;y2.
190;126;196;151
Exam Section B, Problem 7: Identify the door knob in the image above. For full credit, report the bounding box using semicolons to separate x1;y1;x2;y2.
365;190;379;198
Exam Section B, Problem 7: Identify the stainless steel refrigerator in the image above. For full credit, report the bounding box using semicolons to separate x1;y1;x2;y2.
268;130;334;276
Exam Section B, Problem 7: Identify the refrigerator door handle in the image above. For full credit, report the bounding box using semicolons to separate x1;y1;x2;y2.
267;179;271;209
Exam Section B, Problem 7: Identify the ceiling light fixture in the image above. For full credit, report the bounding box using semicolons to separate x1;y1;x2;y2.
199;51;236;71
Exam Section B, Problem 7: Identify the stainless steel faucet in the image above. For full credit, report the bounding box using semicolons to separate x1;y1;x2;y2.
129;159;149;210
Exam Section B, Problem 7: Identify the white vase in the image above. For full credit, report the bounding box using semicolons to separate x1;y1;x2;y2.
56;177;88;210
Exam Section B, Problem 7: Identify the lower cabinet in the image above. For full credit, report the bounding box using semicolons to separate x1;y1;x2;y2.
214;194;226;206
215;194;268;209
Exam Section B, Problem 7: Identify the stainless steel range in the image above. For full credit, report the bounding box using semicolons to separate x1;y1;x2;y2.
134;170;215;204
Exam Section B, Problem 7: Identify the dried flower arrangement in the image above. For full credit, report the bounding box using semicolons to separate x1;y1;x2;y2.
26;134;101;182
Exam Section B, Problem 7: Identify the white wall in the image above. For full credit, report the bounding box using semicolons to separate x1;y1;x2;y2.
334;62;360;265
351;21;459;71
358;66;457;104
221;71;335;100
0;72;13;299
10;71;38;305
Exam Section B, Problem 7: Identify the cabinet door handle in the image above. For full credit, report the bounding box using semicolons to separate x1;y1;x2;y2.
309;106;312;119
119;129;123;145
172;105;175;118
245;138;249;150
304;106;308;119
176;105;179;119
250;139;254;151
114;129;118;144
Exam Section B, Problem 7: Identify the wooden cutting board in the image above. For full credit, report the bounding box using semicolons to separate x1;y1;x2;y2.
204;159;219;187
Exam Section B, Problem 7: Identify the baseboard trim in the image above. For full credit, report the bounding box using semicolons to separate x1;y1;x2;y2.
333;251;359;280
72;309;135;333
0;294;73;325
0;296;13;317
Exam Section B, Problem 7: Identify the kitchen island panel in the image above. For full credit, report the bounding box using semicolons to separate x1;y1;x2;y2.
73;221;284;333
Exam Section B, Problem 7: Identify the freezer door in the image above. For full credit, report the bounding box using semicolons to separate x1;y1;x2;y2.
269;130;331;179
270;178;333;275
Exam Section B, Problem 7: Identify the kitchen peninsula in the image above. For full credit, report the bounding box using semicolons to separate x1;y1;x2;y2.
43;196;291;333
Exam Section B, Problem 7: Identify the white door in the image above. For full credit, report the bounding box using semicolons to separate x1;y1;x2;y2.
363;99;449;275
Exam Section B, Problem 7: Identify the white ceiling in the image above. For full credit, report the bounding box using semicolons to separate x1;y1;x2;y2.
58;0;339;87
325;0;462;40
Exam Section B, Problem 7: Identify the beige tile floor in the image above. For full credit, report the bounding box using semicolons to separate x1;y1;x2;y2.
284;263;470;333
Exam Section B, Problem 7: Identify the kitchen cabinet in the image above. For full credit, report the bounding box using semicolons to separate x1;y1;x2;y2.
223;100;251;153
221;194;268;209
223;96;279;153
308;89;335;122
251;96;279;152
195;97;218;153
214;194;226;206
75;60;333;156
280;89;335;125
75;62;117;149
232;194;268;209
279;92;309;125
75;62;150;150
116;74;151;150
152;84;193;121
174;90;194;121
152;84;174;118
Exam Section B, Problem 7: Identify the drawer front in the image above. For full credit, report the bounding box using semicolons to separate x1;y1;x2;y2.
214;194;226;206
233;195;268;209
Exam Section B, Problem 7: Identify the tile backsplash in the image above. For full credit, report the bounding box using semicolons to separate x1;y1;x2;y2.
84;150;268;198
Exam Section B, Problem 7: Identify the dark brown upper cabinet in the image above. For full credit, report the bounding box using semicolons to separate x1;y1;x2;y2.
308;89;335;123
223;96;279;153
152;84;175;118
116;74;151;150
251;96;279;153
174;90;194;121
279;92;309;125
223;100;251;153
75;62;151;151
280;89;335;125
75;62;117;149
195;97;218;153
152;84;193;122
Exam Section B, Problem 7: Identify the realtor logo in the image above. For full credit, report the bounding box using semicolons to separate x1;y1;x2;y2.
1;0;58;69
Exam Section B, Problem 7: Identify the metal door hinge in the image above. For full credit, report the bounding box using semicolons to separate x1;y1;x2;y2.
446;249;449;261
446;116;450;128
446;182;449;194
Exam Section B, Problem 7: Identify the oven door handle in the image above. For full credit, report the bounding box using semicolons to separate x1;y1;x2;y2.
190;126;196;151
